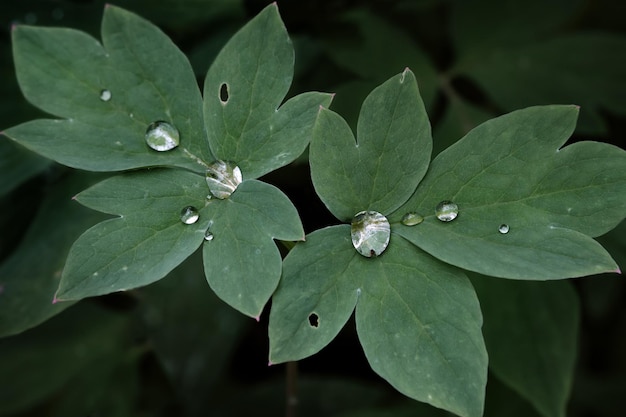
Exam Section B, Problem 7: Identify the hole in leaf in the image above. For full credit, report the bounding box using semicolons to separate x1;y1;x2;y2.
219;83;229;103
308;313;319;328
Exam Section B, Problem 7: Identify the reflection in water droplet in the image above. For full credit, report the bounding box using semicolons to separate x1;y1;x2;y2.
498;224;510;234
435;201;458;222
351;211;390;258
180;206;199;225
99;89;111;102
145;121;180;152
401;212;424;226
206;160;242;199
204;230;214;241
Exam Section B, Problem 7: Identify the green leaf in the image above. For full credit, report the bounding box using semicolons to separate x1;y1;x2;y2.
270;230;487;417
56;169;210;300
471;276;579;417
203;3;333;179
392;105;626;279
0;173;107;337
269;225;360;362
310;69;431;221
356;237;487;417
203;180;304;318
456;34;626;135
5;5;211;172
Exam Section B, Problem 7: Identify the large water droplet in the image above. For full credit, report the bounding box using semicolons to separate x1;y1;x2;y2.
206;160;242;199
204;230;214;241
145;121;180;152
401;212;424;226
99;89;111;102
435;201;458;222
498;224;510;234
351;211;390;258
180;206;199;225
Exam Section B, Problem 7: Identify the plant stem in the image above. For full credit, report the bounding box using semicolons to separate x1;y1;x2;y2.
286;361;298;417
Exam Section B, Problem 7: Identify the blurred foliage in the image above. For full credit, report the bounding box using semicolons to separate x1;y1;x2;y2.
0;0;625;416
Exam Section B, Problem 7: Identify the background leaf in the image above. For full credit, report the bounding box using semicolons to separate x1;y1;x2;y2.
457;34;626;135
471;275;579;417
203;4;333;179
203;180;304;318
0;302;133;415
392;105;626;279
0;172;107;337
5;5;211;172
0;139;50;196
56;169;210;300
310;70;431;221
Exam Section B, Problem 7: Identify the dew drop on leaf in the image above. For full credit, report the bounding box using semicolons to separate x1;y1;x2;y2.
180;206;199;225
204;230;214;241
205;160;242;199
99;89;111;102
498;224;510;234
145;121;180;152
351;211;390;257
401;212;424;226
435;201;458;222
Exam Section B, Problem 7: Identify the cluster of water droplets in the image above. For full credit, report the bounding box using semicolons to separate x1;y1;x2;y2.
205;160;242;199
351;211;391;257
145;121;180;152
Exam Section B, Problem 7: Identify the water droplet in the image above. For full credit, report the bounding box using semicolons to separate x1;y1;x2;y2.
351;211;390;258
99;89;111;102
145;121;180;152
498;224;510;234
206;160;242;199
204;230;214;241
180;206;199;225
435;201;458;222
401;212;424;226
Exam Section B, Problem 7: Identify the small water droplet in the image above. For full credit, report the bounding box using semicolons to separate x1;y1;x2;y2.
206;160;242;199
435;201;458;222
498;224;510;234
180;206;199;225
219;83;229;103
99;89;111;101
145;121;180;152
204;230;214;241
351;211;390;257
401;212;424;226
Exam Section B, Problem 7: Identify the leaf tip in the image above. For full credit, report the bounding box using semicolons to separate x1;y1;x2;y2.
268;360;274;367
254;315;261;322
614;267;622;275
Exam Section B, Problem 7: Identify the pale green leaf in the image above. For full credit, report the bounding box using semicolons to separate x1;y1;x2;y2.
269;225;360;363
356;237;487;417
0;173;107;337
392;105;626;279
472;276;579;417
310;69;431;221
5;5;211;172
203;4;333;179
203;180;304;318
56;169;210;300
270;229;487;417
